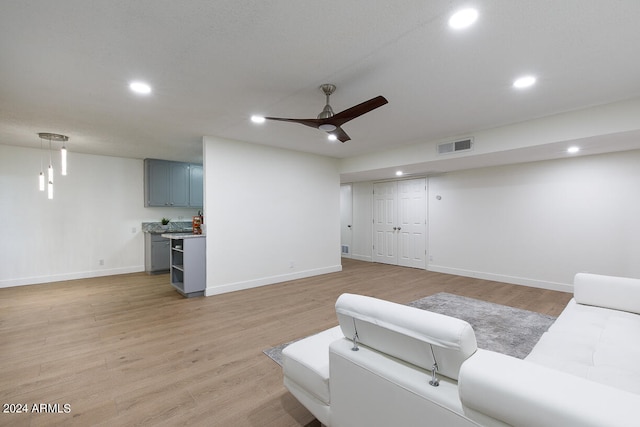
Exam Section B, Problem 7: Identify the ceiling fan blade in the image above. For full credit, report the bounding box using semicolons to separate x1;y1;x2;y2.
330;95;388;127
332;126;351;143
263;117;322;129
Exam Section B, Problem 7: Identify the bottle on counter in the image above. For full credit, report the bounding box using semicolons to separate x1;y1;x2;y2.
193;210;203;234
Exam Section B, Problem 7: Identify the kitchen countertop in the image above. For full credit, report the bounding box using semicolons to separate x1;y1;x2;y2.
146;229;192;234
142;221;194;234
161;233;205;239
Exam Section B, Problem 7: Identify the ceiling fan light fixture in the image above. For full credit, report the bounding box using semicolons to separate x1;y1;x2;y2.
319;123;337;132
327;134;338;141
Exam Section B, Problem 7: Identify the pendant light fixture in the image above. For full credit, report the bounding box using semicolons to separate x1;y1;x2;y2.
37;132;69;199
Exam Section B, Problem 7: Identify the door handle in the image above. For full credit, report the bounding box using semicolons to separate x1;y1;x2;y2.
393;227;397;231
397;227;402;231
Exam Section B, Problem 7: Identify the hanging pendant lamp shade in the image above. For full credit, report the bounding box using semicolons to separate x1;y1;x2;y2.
38;134;45;191
48;139;54;199
48;176;54;199
61;144;67;175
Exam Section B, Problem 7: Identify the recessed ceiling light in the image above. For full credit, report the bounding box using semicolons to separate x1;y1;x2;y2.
395;171;404;176
567;146;580;154
449;8;479;29
251;115;266;124
513;75;536;89
129;81;152;95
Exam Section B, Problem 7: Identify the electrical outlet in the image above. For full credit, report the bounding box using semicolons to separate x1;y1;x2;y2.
289;260;295;269
131;227;137;233
429;255;434;262
99;259;104;266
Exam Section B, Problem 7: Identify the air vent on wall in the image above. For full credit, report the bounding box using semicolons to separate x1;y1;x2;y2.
438;138;473;155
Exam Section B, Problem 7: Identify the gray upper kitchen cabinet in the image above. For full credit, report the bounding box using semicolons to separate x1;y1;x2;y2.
189;164;203;208
146;159;170;206
169;162;190;207
144;159;203;208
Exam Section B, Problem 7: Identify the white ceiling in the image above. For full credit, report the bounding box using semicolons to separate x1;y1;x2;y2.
2;1;640;176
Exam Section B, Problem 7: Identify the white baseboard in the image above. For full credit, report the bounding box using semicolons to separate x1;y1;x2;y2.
205;264;343;296
427;264;573;293
350;254;372;262
0;266;145;289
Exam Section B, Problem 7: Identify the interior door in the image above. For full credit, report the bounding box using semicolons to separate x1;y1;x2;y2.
340;184;353;258
372;178;426;268
372;181;398;264
397;179;426;268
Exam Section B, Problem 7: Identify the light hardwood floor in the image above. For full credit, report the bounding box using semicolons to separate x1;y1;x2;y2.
0;259;572;426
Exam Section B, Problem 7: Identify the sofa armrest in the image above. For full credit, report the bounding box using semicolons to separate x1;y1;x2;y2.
459;350;640;427
574;273;640;314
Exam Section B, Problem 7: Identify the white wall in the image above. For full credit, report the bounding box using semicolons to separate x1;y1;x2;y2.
203;136;341;295
0;144;197;287
428;149;640;291
345;149;640;291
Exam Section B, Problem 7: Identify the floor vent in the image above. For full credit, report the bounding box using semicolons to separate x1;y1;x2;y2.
438;138;473;155
341;245;350;255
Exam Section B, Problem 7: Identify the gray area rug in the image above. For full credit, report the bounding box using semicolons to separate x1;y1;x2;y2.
263;292;556;365
406;292;556;359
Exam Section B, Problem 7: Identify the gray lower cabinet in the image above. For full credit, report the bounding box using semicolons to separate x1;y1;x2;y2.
144;233;170;273
169;236;205;297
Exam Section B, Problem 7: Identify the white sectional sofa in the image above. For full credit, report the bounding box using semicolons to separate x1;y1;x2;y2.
282;273;640;426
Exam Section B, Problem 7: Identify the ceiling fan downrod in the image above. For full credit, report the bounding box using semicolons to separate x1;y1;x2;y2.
317;84;336;120
317;84;337;131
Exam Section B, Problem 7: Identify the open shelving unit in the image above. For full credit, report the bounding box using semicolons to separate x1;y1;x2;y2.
169;236;205;297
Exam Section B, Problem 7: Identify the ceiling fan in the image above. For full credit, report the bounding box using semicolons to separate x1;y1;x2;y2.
263;84;388;142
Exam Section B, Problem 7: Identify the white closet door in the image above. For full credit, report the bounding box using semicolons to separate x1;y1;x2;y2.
372;178;426;268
